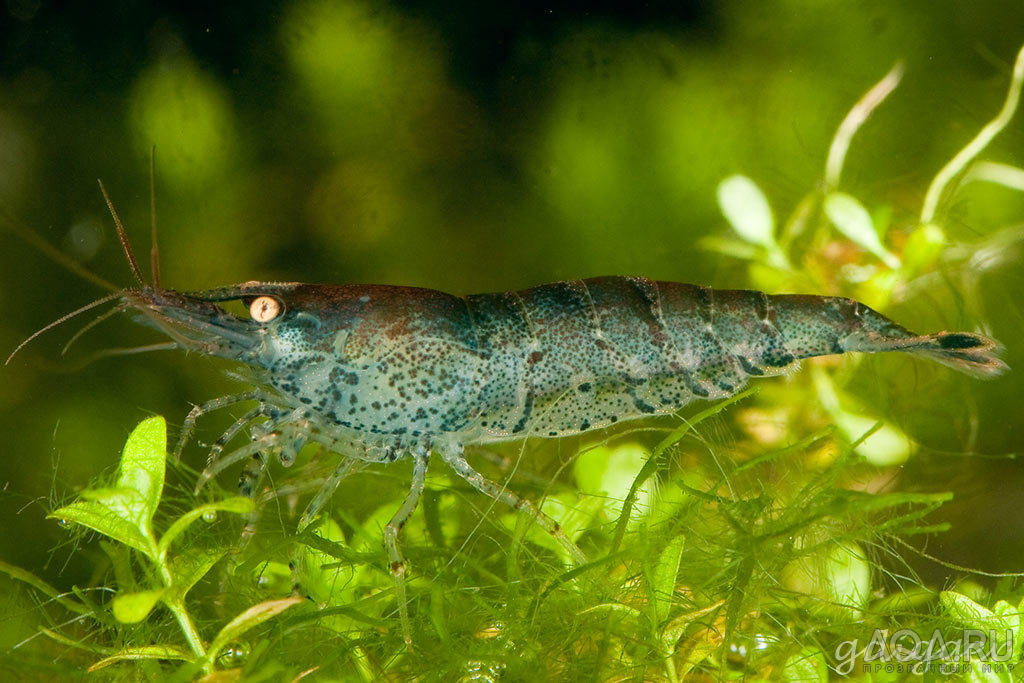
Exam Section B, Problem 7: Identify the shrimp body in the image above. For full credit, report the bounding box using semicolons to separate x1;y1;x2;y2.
142;276;1003;453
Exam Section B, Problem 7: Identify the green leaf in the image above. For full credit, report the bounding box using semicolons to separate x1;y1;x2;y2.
296;516;358;607
47;418;169;558
650;534;685;625
574;442;652;524
782;542;870;618
698;234;760;261
942;591;1019;658
660;600;725;656
900;222;945;274
158;497;255;558
992;600;1023;664
965;666;1012;683
206;597;303;665
942;590;996;629
49;499;153;557
579;602;644;620
823;192;899;268
964;161;1024;191
782;648;828;683
115;416;167;525
166;546;226;604
39;627;117;655
88;645;193;671
80;486;152;531
834;411;914;466
822;542;870;616
112;588;165;623
677;635;720;678
99;540;137;592
579;602;646;637
717;174;776;248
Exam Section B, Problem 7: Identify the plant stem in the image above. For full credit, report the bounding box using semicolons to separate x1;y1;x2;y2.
920;44;1024;224
152;543;209;671
166;598;208;665
824;62;904;192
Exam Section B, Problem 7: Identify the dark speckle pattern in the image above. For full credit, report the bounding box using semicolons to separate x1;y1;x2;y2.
167;278;931;446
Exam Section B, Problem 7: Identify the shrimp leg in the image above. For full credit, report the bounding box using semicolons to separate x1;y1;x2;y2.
383;445;429;646
439;446;587;566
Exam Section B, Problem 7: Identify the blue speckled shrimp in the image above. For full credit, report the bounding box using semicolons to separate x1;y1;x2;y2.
8;188;1008;645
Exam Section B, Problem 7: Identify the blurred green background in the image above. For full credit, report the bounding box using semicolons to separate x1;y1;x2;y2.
0;0;1022;615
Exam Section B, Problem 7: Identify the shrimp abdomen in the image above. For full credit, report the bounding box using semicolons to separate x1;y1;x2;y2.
768;294;1008;378
467;280;1006;441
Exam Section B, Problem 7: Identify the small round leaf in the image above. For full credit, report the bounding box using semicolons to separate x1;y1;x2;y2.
717;175;776;248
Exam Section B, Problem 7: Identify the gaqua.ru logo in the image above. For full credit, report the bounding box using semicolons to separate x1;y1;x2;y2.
834;628;1016;676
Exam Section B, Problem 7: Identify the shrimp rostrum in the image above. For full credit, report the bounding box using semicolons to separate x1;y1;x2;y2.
10;205;1007;645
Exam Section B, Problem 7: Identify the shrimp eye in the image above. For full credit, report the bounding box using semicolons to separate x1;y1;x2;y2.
249;296;282;323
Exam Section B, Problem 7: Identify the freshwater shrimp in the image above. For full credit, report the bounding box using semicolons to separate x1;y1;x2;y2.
7;185;1008;645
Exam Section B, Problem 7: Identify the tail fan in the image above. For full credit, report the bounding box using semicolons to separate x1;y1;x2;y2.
907;332;1008;379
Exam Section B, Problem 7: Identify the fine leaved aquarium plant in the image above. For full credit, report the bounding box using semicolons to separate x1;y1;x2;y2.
3;417;300;677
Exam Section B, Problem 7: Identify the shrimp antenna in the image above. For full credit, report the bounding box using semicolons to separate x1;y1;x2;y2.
5;291;124;365
149;147;161;289
97;179;147;289
49;342;180;373
61;304;124;356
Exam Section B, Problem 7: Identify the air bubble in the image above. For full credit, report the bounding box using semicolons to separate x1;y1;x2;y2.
218;644;249;665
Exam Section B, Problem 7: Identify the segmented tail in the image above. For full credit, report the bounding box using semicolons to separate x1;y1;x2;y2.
768;294;1008;380
905;331;1008;379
